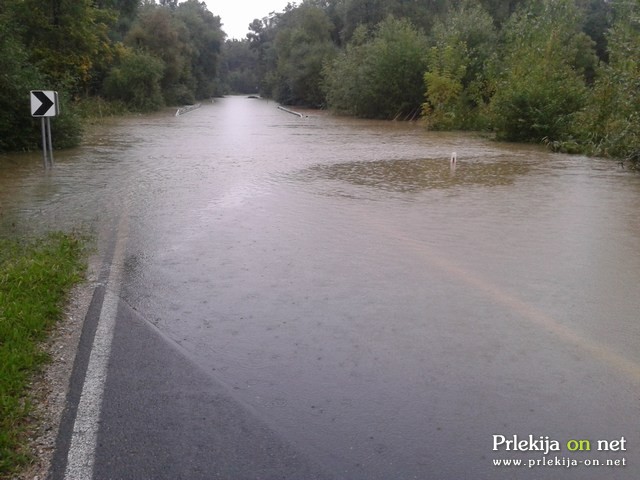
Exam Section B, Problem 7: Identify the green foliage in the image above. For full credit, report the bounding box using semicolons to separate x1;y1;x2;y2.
124;2;224;105
103;48;165;112
422;45;467;130
0;0;225;153
324;17;428;119
50;94;85;149
8;0;116;96
125;5;191;104
422;2;497;129
74;97;130;121
271;4;337;106
338;0;394;41
0;0;636;162
575;1;640;163
0;18;46;152
220;39;260;94
247;16;279;95
175;0;225;99
475;0;531;27
0;233;86;477
0;16;83;153
337;0;447;42
488;0;593;143
581;0;614;63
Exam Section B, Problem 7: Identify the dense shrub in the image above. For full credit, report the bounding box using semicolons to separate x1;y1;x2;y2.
575;6;640;162
0;19;82;152
323;17;428;119
103;50;165;112
422;2;497;130
488;0;594;143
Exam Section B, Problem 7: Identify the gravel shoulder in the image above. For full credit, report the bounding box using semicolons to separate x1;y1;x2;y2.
14;256;100;480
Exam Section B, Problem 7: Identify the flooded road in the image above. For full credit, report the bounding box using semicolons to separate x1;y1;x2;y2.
2;97;640;479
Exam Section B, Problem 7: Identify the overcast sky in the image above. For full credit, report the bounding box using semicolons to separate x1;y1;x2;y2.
204;0;293;40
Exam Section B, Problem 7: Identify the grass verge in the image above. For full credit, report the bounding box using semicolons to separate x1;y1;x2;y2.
0;232;86;478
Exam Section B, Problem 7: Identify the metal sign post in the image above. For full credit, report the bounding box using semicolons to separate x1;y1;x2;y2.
30;90;58;169
40;118;48;169
46;117;54;166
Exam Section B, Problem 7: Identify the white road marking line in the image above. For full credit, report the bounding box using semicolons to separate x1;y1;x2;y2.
64;215;129;480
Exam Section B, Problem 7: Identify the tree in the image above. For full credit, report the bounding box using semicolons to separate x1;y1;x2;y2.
8;0;115;95
271;3;337;106
96;0;142;40
475;0;531;27
577;1;640;162
337;0;448;42
125;5;192;104
176;0;225;99
488;0;595;143
388;0;448;33
338;0;393;41
159;0;179;10
0;13;82;152
422;1;497;129
579;0;613;63
247;15;279;95
0;17;47;151
220;39;260;94
103;48;165;111
324;17;428;119
0;0;223;152
422;43;468;129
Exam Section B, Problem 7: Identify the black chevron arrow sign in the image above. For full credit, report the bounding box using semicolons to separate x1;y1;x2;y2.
30;90;58;117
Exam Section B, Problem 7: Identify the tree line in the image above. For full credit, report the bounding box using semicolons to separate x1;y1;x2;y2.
226;0;639;164
0;0;638;165
0;0;224;152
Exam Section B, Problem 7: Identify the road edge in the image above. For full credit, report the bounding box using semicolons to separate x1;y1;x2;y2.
14;252;101;480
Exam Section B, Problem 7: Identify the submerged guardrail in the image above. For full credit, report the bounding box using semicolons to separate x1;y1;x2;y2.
175;103;202;116
277;105;306;118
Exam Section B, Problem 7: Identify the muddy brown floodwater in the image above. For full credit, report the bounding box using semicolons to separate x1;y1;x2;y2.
1;96;640;479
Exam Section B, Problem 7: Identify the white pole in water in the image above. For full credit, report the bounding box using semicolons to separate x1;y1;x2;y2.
450;152;457;164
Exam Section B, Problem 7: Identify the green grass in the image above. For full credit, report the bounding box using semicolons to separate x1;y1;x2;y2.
0;232;86;478
74;96;131;123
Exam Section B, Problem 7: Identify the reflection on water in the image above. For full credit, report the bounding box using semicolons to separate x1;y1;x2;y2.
1;97;640;479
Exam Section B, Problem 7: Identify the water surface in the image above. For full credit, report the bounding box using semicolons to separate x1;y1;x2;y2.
2;97;639;479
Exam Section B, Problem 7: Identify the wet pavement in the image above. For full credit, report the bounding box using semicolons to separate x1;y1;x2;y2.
2;97;640;479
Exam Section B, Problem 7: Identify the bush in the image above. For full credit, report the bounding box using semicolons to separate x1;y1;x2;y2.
422;43;467;130
103;49;165;112
422;2;497;130
575;5;640;162
488;0;593;143
0;20;83;152
323;17;428;119
490;65;587;143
